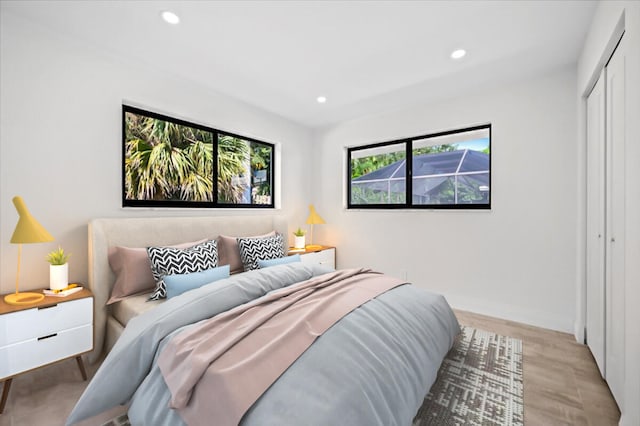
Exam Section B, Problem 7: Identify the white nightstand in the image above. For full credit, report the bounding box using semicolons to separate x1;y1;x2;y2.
0;288;93;413
289;246;336;269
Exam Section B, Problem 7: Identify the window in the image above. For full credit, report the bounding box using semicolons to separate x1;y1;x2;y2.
348;124;490;209
217;133;273;206
123;105;274;208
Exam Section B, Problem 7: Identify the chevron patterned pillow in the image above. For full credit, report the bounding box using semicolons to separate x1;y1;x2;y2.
147;239;218;301
237;234;286;271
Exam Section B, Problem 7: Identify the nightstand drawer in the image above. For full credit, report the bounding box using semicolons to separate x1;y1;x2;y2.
0;324;92;379
300;247;336;269
0;297;92;346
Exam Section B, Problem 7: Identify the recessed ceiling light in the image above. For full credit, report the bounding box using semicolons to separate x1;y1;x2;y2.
451;49;466;59
161;11;180;25
317;96;327;104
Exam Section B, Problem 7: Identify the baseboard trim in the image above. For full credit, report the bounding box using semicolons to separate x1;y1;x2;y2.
445;293;574;334
574;320;586;344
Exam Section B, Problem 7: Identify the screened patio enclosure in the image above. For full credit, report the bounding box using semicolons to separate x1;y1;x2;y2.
351;149;490;205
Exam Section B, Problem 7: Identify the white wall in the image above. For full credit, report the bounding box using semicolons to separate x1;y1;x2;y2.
3;3;636;422
0;12;313;294
313;67;578;333
576;2;640;425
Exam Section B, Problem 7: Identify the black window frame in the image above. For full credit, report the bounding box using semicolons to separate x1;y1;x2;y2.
347;124;491;210
122;105;275;209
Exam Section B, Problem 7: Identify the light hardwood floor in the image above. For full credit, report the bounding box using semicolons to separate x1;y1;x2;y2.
456;310;620;426
0;310;621;425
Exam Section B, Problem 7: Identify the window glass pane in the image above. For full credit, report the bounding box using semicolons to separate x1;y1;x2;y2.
124;111;214;202
250;142;273;205
412;127;490;206
217;134;273;205
350;143;406;205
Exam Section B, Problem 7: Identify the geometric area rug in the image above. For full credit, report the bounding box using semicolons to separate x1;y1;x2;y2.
413;326;524;426
103;326;522;426
101;413;130;426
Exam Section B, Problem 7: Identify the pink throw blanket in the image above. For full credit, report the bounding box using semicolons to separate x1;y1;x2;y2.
158;268;406;426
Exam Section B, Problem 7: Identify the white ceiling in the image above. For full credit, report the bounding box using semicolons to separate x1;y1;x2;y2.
2;0;596;128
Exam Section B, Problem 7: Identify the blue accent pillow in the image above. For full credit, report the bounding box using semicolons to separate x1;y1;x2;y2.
163;265;230;299
257;254;301;269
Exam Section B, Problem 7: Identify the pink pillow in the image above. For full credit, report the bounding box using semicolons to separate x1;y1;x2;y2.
217;231;275;275
107;239;207;304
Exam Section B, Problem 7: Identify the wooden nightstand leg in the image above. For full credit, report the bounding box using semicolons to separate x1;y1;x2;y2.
75;356;88;381
0;378;12;414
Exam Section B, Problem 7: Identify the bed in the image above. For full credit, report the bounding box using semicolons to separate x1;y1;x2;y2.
69;215;460;425
86;215;287;362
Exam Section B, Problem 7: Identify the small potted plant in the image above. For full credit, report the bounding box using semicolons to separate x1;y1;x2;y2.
46;246;71;290
293;227;306;249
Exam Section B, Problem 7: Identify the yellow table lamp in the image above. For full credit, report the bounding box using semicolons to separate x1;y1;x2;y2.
305;204;325;251
5;196;54;305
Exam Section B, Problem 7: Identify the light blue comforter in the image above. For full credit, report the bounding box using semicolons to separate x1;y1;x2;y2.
67;263;459;426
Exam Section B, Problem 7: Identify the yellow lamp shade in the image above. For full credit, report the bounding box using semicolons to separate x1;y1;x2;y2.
305;204;325;250
306;204;326;225
10;196;54;244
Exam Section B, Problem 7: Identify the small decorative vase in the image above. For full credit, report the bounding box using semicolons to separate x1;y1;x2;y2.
294;236;306;249
50;263;69;290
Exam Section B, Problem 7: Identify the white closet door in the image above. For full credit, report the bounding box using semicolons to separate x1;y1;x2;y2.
605;35;626;408
586;71;606;377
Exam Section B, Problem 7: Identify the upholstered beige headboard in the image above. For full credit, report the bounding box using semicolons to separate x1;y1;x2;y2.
87;215;287;362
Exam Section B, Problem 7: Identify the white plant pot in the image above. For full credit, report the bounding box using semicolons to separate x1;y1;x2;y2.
294;236;306;249
50;263;69;290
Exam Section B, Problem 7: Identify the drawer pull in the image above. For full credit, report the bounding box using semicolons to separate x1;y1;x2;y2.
38;304;58;310
37;333;58;341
